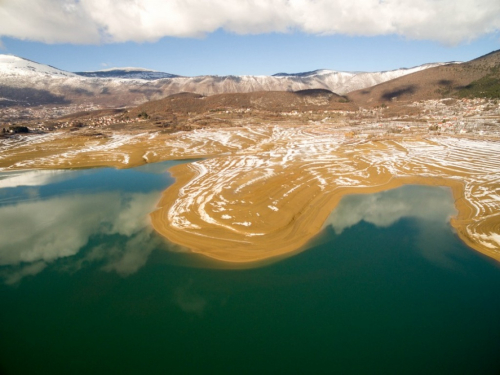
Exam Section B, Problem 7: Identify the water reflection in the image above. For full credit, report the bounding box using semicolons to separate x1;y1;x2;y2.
0;169;72;189
324;185;459;267
0;169;465;285
0;164;178;285
0;191;163;284
174;279;209;316
1;180;499;375
325;185;456;233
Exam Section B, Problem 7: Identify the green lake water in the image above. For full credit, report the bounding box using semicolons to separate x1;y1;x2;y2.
1;162;500;375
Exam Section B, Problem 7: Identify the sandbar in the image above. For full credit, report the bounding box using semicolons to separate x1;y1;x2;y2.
149;129;500;263
1;125;499;263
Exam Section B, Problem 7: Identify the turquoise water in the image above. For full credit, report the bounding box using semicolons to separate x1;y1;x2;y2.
1;164;500;374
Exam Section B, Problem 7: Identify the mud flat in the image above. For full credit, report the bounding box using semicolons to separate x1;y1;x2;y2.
0;127;272;170
150;126;500;263
1;125;500;263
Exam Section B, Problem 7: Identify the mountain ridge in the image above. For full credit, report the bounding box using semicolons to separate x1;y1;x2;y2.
0;53;465;108
75;67;181;80
0;54;453;81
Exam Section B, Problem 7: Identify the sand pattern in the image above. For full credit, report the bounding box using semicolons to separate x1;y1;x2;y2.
1;125;499;263
150;126;500;263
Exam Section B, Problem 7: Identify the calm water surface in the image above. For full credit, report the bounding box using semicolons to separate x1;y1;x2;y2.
1;163;500;375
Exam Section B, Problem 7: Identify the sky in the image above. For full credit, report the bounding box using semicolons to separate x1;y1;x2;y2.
0;0;499;76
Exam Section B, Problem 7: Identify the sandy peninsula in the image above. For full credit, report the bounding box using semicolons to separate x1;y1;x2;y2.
1;124;499;264
149;126;500;263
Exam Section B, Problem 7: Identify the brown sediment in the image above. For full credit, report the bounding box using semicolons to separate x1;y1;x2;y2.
1;126;499;263
148;131;500;264
150;166;491;263
0;130;227;171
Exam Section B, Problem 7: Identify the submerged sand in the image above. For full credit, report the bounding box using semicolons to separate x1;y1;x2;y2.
1;125;500;263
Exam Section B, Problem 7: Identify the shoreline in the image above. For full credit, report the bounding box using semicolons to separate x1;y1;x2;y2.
1;126;498;264
151;167;498;264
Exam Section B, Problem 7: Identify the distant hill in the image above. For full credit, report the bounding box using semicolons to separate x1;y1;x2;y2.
75;68;180;80
271;64;451;95
130;89;356;120
0;54;451;108
348;50;500;106
53;90;357;133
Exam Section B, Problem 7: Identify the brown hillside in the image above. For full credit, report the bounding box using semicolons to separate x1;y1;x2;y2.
348;49;500;107
36;90;357;133
130;89;356;118
104;90;356;131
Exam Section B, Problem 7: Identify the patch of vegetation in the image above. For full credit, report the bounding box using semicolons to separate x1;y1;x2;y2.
9;126;30;133
458;76;500;98
138;110;150;119
457;66;500;98
294;89;334;97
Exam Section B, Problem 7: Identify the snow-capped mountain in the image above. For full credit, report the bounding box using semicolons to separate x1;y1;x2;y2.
272;63;454;94
0;54;458;108
75;68;180;80
0;55;76;78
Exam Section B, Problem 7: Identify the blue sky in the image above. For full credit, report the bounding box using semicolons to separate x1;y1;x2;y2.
1;0;499;76
2;31;500;76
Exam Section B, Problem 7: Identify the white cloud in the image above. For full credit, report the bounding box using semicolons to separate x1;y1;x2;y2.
325;185;461;268
0;170;71;188
2;261;47;285
101;229;161;276
0;0;101;43
325;185;456;234
0;191;161;283
0;0;499;45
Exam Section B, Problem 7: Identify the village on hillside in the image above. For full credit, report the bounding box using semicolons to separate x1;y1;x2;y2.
2;97;499;139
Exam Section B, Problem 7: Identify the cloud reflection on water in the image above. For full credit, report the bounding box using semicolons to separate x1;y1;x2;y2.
0;170;72;189
0;190;163;284
324;185;460;267
0;177;464;284
174;279;208;316
325;185;457;234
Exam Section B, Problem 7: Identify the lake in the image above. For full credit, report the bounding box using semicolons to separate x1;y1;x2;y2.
1;162;500;374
